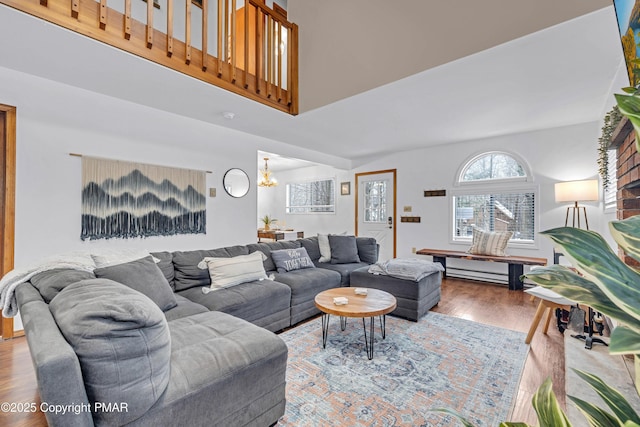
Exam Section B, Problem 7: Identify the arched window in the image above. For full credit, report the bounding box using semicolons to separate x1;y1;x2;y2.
452;152;536;245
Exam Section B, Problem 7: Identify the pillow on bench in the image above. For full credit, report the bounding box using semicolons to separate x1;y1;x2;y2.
468;228;513;257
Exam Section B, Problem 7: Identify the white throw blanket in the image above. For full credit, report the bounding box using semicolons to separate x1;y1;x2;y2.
0;252;96;317
368;258;444;282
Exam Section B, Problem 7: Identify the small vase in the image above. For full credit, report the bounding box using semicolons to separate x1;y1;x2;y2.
264;223;270;231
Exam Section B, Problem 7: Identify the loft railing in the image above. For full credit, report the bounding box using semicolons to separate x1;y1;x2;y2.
0;0;298;114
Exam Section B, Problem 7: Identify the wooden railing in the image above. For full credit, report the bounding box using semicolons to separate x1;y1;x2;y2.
0;0;298;114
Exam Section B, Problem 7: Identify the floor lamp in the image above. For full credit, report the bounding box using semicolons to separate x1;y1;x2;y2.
554;179;599;230
554;179;607;349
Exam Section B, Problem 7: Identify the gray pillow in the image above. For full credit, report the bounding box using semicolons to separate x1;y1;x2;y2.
356;237;378;264
94;256;177;311
270;247;315;273
328;235;361;264
49;279;171;426
29;269;96;303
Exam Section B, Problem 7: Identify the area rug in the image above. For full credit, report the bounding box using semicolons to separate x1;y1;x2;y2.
277;312;528;427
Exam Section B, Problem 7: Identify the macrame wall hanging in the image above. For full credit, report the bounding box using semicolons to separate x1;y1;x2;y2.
81;156;206;241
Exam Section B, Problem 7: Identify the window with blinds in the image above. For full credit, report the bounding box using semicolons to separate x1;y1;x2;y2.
453;152;536;245
604;148;617;211
286;178;335;214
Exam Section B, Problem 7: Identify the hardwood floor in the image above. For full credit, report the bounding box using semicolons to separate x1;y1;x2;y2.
0;278;563;426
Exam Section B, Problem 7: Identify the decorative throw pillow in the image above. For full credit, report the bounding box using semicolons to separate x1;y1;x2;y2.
318;233;331;262
270;247;315;273
198;251;268;291
91;248;157;268
356;237;378;264
94;255;178;311
328;234;361;264
49;279;171;426
468;228;513;256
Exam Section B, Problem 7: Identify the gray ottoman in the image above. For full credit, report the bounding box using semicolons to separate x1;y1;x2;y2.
350;266;442;321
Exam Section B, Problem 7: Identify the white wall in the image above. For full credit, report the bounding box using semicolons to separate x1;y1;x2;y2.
257;164;352;236
0;65;330;269
352;121;605;279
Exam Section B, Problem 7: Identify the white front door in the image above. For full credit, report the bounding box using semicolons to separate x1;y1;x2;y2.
356;170;396;262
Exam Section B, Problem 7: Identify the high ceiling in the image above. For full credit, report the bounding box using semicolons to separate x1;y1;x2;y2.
0;1;626;169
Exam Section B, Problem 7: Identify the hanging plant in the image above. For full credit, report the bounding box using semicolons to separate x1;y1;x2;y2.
598;105;623;191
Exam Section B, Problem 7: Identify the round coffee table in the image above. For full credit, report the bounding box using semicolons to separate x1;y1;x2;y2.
314;287;397;360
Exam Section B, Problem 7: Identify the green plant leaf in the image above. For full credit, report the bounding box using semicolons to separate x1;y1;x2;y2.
610;216;640;264
573;369;640;424
616;94;640;152
500;423;531;427
568;395;622;427
524;265;640;332
623;422;640;427
609;326;640;355
428;408;476;427
531;377;572;427
538;227;640;325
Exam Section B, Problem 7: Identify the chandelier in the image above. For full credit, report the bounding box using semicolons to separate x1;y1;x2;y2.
258;157;278;187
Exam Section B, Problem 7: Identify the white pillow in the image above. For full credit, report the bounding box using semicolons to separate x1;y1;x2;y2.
199;252;267;291
91;249;158;268
318;233;331;262
468;228;513;257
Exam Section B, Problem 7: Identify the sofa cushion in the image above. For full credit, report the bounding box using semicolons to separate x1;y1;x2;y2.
270;247;315;273
246;240;301;272
90;248;155;268
163;294;209;322
94;255;177;311
356;237;379;264
29;269;96;303
468;227;513;256
329;235;361;264
317;233;331;262
172;248;249;291
298;236;321;261
199;252;268;291
49;279;171;426
150;251;175;289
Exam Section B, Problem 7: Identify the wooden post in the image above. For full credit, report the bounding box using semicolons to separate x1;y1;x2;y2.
71;0;79;19
202;0;208;70
230;0;236;83
255;7;263;93
99;0;107;30
217;0;223;76
124;0;132;39
167;0;173;56
146;0;154;48
185;0;191;64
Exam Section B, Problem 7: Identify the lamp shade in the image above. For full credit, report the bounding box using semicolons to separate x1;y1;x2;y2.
554;180;599;203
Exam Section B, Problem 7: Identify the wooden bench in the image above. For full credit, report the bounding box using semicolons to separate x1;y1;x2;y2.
415;248;547;290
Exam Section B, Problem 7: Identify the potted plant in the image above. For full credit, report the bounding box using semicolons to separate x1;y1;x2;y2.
260;214;277;231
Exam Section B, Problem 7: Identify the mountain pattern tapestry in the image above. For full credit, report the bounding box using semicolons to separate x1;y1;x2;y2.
81;156;206;240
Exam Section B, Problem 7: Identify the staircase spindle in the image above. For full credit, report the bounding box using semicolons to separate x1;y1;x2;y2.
124;0;131;39
255;6;263;93
185;0;192;64
217;0;223;76
71;0;79;18
146;0;153;48
230;0;236;83
99;0;107;30
202;0;208;71
167;0;173;56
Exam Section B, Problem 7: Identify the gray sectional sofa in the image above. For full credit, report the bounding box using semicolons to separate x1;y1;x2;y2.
15;235;378;427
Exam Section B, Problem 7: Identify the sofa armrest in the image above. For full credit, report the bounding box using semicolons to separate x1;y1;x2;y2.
16;283;94;427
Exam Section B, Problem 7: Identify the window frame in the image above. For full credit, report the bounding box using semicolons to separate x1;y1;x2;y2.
285;177;336;215
450;151;539;249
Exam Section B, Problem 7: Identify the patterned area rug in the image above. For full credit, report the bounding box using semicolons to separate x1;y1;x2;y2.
277;311;528;427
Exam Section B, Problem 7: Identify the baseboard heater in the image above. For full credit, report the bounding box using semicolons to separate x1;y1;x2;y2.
444;266;534;288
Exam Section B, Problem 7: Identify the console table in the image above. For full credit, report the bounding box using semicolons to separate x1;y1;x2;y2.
257;230;304;242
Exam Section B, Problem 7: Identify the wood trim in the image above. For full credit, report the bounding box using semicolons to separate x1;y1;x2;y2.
355;169;397;258
0;104;16;339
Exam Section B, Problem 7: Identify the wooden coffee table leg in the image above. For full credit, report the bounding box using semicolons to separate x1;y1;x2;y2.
321;313;330;348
